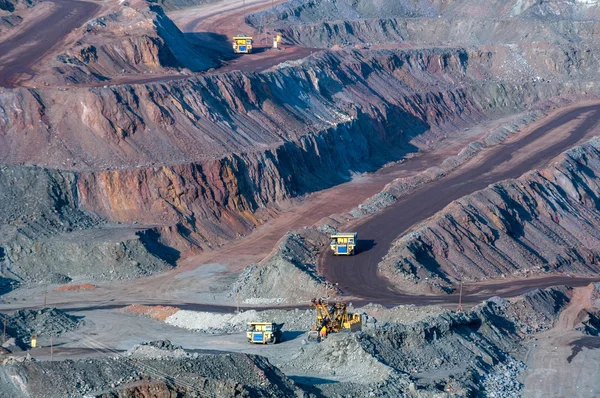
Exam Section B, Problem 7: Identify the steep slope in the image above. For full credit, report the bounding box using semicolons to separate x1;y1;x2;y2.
249;0;600;47
381;137;600;291
0;164;172;283
3;41;600;282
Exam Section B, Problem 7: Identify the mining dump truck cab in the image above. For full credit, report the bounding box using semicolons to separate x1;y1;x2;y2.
233;34;253;54
330;233;358;255
246;322;283;344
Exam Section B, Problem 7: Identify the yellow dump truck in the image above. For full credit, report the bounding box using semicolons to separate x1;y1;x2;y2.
233;34;253;54
246;322;283;344
330;232;358;255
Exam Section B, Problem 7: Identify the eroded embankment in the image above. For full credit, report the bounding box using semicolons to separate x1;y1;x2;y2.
2;43;600;283
381;136;600;291
0;350;303;398
250;0;600;47
0;165;172;283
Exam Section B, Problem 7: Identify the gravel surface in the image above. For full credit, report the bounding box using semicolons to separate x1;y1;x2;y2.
482;357;527;398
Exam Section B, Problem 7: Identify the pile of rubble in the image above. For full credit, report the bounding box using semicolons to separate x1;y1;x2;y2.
2;308;81;347
0;348;305;398
126;340;189;360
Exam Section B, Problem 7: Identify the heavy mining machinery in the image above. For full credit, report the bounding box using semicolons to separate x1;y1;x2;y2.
308;298;362;341
233;34;253;54
330;232;357;255
246;322;283;344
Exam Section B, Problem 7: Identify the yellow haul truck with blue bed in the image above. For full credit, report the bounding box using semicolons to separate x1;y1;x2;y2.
246;322;283;344
233;34;253;54
330;232;358;255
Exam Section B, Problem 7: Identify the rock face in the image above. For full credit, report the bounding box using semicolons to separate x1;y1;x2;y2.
251;0;600;47
5;42;598;282
2;0;600;283
0;164;172;283
381;137;600;290
0;352;304;398
234;229;334;302
250;0;600;25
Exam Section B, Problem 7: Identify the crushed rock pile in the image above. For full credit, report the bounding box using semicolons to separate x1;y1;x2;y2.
482;357;527;398
126;339;189;360
357;303;446;326
0;351;304;398
2;308;82;346
288;332;397;383
165;308;313;333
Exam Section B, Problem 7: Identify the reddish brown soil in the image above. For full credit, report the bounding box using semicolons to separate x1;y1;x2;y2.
55;283;96;291
119;304;180;321
0;0;101;87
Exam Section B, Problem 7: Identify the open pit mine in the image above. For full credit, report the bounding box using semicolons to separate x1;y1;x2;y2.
1;0;600;396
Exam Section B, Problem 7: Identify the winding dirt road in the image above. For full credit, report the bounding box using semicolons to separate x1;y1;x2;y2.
0;0;313;88
322;103;600;302
0;0;100;87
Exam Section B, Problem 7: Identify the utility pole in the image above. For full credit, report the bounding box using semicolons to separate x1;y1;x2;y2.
50;335;53;361
457;282;464;312
3;315;6;345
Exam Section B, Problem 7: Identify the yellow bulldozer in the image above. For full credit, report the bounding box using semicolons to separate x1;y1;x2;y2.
308;298;362;341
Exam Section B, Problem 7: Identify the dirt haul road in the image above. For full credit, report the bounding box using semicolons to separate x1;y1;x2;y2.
0;0;313;88
0;0;100;87
322;103;600;301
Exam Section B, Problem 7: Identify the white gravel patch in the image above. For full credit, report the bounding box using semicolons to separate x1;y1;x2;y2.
165;310;259;332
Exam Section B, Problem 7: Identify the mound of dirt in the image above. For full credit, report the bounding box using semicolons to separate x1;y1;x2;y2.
2;308;82;347
126;339;189;359
0;0;36;13
55;283;96;291
120;304;180;321
233;230;336;303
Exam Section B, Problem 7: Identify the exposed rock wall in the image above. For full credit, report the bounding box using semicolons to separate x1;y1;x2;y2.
3;42;600;281
5;46;599;170
381;137;600;289
0;164;171;283
249;0;600;26
275;18;600;48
